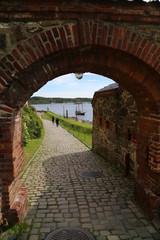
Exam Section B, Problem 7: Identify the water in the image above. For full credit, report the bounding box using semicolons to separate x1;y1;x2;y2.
32;102;93;122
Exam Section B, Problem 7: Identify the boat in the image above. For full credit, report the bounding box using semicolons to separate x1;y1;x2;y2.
75;103;85;115
75;110;85;115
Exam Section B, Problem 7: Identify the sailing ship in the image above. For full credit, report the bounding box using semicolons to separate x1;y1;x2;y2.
75;103;85;115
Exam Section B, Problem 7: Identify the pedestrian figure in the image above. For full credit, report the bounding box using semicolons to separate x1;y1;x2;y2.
56;118;59;127
52;116;54;124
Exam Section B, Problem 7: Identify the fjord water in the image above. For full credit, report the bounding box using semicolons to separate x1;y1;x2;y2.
32;102;93;122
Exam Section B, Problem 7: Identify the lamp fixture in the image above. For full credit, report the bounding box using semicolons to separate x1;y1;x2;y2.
75;73;83;80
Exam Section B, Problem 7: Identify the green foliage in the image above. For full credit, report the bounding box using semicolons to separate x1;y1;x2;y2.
22;105;43;146
29;96;92;104
22;122;30;146
42;111;92;148
0;222;28;240
8;222;28;237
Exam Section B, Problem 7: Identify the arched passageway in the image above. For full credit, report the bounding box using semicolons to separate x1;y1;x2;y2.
0;0;160;224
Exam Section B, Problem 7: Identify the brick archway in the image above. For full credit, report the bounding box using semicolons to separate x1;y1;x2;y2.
1;22;160;109
0;0;160;223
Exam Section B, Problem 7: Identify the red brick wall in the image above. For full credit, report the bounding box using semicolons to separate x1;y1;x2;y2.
0;106;27;223
0;176;2;224
135;115;160;219
137;116;160;185
0;1;160;24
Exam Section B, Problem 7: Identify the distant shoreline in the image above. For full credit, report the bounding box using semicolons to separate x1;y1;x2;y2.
31;101;91;105
29;96;92;105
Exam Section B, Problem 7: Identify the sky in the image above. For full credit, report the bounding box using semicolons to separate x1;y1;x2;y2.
33;73;115;98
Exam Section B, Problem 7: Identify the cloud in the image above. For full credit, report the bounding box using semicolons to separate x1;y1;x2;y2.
143;0;159;1
33;72;115;98
87;79;97;82
34;90;93;98
84;72;95;75
47;73;77;87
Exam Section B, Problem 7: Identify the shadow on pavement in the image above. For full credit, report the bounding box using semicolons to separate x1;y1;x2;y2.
20;149;160;240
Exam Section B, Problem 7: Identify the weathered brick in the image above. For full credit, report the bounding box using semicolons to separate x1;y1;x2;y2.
0;0;160;227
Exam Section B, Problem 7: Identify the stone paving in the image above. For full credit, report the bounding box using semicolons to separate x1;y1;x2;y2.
21;119;160;240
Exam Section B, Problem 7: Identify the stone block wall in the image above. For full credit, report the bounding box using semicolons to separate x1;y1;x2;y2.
92;85;137;177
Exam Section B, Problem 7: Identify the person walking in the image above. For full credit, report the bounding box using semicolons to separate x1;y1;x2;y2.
56;118;59;127
52;116;54;124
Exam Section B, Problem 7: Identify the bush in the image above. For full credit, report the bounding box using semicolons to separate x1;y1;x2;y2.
22;105;43;146
22;122;30;146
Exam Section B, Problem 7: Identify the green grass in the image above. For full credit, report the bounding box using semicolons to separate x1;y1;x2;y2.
0;222;29;240
42;111;92;148
23;127;45;171
7;222;28;236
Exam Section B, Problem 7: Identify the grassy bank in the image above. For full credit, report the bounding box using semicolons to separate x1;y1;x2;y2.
42;111;92;148
22;105;45;172
23;127;44;171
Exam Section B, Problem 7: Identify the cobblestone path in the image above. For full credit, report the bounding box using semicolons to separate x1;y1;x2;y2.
22;119;160;240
